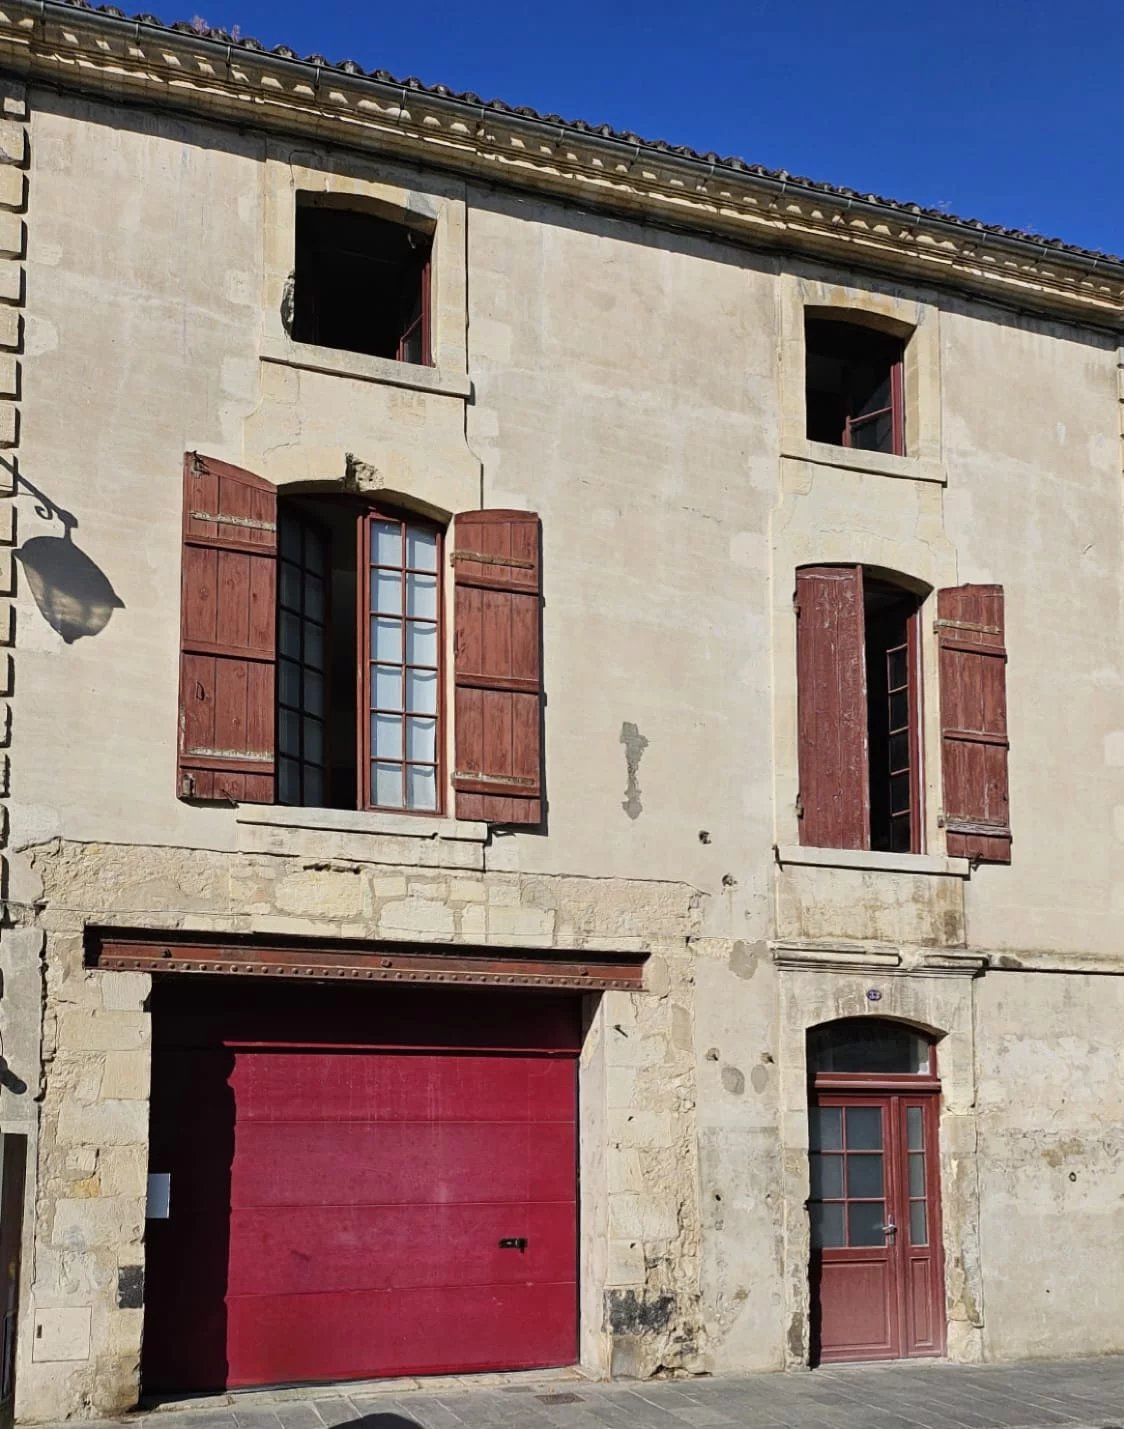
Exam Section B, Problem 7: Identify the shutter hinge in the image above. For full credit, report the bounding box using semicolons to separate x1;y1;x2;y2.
180;774;196;798
189;509;277;533
451;550;535;571
933;618;1001;636
795;792;804;818
792;595;801;616
936;809;945;829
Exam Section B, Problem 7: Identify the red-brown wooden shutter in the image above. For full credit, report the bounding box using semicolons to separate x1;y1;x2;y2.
452;509;543;824
936;584;1011;863
178;452;277;804
795;565;869;850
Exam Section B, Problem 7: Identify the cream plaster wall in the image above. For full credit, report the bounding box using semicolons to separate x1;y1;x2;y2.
5;80;1124;1422
974;972;1124;1359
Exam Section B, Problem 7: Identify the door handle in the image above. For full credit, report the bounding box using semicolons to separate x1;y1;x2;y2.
881;1217;897;1239
498;1237;528;1251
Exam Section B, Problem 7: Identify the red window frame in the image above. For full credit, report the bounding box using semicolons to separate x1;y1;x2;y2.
276;512;331;809
397;254;432;367
358;508;445;815
843;355;904;457
871;600;923;855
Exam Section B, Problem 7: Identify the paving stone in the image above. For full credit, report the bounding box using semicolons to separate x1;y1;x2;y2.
33;1356;1124;1429
276;1407;328;1429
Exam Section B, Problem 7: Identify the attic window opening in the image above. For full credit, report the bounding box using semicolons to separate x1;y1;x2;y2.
293;204;433;366
805;317;905;456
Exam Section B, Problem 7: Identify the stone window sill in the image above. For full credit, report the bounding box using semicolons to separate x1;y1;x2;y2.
774;844;971;878
260;334;472;399
781;438;946;486
237;804;489;844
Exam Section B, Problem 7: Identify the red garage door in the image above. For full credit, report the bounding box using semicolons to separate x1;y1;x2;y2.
143;981;580;1392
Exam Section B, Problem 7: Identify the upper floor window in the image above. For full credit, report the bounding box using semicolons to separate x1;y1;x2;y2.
177;455;544;826
805;317;905;456
795;566;922;854
292;202;433;366
277;497;442;813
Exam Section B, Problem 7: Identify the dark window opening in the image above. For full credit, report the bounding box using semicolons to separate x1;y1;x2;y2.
864;580;921;853
277;495;443;813
293;205;433;365
808;1019;932;1076
805;317;905;455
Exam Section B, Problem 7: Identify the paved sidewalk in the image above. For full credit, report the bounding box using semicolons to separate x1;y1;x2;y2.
74;1356;1123;1429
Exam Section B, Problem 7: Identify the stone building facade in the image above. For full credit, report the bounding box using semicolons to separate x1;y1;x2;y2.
0;2;1120;1421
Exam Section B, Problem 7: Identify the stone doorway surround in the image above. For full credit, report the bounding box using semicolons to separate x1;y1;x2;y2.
771;940;987;1369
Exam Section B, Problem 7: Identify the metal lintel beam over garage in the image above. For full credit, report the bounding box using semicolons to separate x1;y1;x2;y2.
84;927;647;992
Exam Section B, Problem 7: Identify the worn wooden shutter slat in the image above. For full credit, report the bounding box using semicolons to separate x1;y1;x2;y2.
796;565;869;850
936;584;1010;863
452;510;543;824
178;452;277;804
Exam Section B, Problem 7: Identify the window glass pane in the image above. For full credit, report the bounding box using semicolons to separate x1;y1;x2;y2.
406;716;437;763
279;610;301;659
406;572;438;619
406;667;437;715
407;764;437;811
305;575;325;622
372;520;401;566
846;1153;884;1198
888;731;909;771
406;526;438;572
809;1106;842;1151
808;1021;930;1074
304;766;324;807
907;1106;925;1150
305;624;324;671
279;708;300;757
278;658;300;708
852;409;893;453
373;665;403;710
303;717;323;766
889;689;908;728
372;761;403;807
856;371;891;417
278;756;299;803
406;620;438;666
372;713;403;760
280;520;300;560
909;1153;926;1198
279;562;301;611
372;568;402;615
305;531;326;575
810;1202;844;1249
848;1202;886;1247
304;669;324;718
845;1106;882;1150
910;1201;928;1246
887;646;907;689
890;772;910;815
371;616;403;664
809;1154;843;1199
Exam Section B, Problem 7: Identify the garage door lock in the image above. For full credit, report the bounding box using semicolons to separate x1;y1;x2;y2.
498;1237;528;1252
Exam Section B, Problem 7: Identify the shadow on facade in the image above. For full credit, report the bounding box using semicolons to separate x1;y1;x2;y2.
14;471;124;643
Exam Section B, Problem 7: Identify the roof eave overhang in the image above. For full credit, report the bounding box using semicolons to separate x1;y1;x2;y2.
4;2;1124;327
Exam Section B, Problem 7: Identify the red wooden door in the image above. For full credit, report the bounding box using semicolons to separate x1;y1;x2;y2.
809;1091;944;1363
143;982;579;1392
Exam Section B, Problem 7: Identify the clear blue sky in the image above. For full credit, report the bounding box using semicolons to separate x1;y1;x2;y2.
159;0;1119;256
